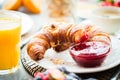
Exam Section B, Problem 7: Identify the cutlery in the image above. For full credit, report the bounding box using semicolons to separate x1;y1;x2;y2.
110;66;120;80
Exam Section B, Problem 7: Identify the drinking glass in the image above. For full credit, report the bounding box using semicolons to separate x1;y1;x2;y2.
0;10;21;75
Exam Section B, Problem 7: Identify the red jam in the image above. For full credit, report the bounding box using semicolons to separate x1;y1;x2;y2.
69;41;110;67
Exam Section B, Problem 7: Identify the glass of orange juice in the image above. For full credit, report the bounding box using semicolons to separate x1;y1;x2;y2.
0;10;21;75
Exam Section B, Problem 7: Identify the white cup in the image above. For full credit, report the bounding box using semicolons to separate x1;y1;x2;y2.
90;6;120;34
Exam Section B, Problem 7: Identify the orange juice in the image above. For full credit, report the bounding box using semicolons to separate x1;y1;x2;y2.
0;11;21;72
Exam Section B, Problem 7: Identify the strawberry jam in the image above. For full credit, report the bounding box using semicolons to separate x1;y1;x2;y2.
69;41;110;67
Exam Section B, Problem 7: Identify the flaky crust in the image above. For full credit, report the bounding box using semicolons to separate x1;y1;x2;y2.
27;22;111;61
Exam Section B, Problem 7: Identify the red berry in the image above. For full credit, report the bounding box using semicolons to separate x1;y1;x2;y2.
100;1;113;6
43;75;49;80
114;0;120;7
34;72;44;79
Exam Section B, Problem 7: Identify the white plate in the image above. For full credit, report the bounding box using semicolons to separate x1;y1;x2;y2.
24;36;120;73
14;11;34;35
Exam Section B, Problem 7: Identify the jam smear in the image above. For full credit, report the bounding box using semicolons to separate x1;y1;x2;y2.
70;41;110;67
76;32;89;43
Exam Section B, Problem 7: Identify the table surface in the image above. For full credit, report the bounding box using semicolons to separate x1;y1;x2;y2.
0;0;120;80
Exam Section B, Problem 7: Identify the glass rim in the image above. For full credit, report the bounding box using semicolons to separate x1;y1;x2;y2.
0;10;21;30
0;10;21;20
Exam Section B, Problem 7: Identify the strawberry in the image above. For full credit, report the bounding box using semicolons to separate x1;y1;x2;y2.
43;75;49;80
34;72;44;79
114;0;120;7
99;1;113;6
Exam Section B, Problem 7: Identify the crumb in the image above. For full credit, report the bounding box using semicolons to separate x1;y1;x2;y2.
50;58;64;65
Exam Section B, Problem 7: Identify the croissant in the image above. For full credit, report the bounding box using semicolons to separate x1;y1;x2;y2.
27;22;111;61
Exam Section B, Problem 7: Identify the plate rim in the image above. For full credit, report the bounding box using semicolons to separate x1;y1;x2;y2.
13;11;34;35
21;36;120;74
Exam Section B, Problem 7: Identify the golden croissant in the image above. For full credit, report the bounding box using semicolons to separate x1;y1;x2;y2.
27;22;111;61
